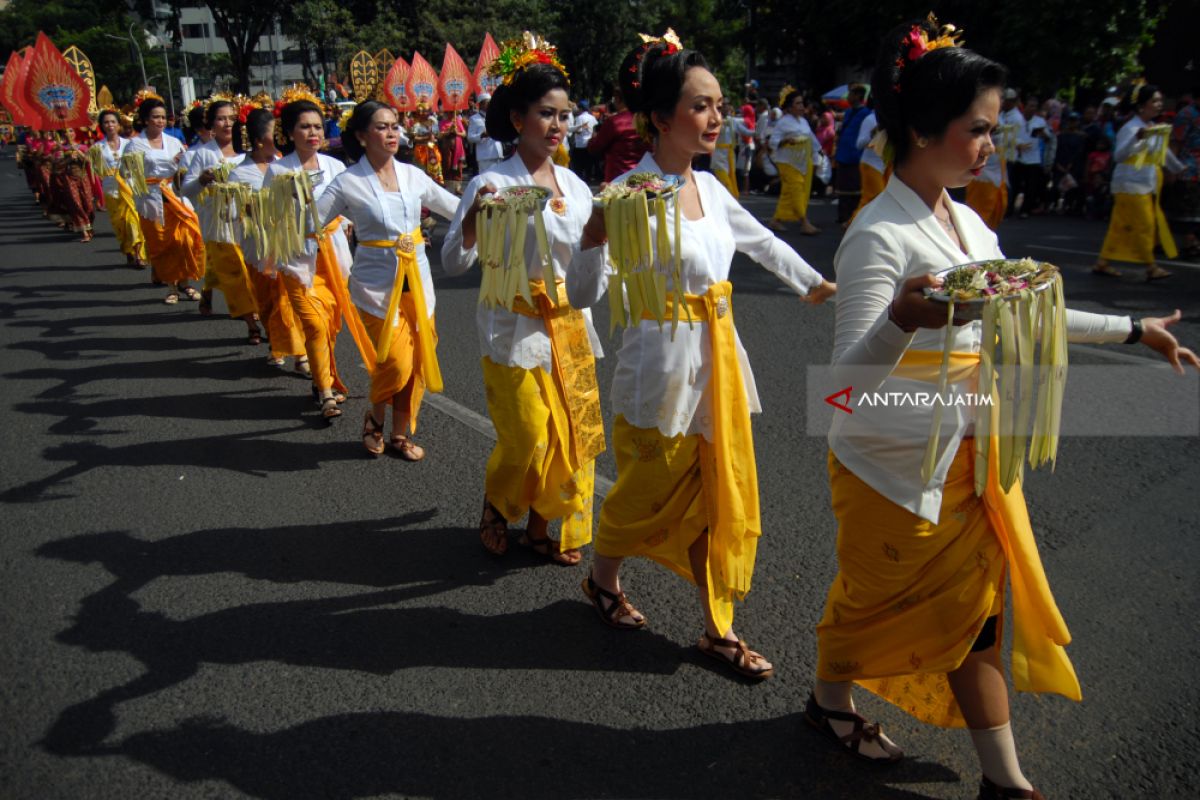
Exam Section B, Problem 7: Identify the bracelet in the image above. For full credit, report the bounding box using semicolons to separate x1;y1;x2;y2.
1124;318;1143;345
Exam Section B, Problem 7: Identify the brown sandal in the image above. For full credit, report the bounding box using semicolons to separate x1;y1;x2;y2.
480;499;509;555
520;533;582;566
1146;266;1172;282
804;693;903;763
581;574;646;630
1091;263;1122;277
320;396;342;421
698;634;774;680
978;776;1044;799
361;412;385;456
390;434;425;461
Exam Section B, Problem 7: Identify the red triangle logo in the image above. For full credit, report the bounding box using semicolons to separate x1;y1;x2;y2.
825;387;854;414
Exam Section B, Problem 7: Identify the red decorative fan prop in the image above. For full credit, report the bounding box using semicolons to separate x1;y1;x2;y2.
382;56;413;112
473;33;501;97
439;44;471;112
21;32;92;129
0;50;34;127
407;52;439;110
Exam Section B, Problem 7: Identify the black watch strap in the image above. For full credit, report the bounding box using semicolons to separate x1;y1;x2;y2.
1125;319;1143;344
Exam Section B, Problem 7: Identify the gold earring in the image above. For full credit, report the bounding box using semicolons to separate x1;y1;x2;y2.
917;137;929;148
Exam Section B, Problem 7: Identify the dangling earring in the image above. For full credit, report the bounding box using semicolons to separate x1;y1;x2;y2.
515;123;523;133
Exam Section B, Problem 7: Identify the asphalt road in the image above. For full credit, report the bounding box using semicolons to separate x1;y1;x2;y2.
2;154;1198;799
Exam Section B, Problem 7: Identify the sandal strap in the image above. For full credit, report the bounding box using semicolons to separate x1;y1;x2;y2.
586;576;637;623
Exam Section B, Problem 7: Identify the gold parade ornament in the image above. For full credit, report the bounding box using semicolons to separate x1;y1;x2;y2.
476;185;553;311
350;51;382;101
594;172;689;337
97;85;113;109
61;45;98;117
922;259;1068;494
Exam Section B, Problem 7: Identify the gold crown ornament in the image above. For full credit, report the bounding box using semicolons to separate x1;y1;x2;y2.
489;32;568;86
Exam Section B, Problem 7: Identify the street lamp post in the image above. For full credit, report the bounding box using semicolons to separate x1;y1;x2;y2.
104;23;148;88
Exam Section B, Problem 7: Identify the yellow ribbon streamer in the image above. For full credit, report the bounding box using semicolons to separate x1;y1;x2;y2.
359;229;443;393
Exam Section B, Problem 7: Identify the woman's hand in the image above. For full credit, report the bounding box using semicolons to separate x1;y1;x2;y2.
459;183;497;249
581;203;608;250
804;280;836;305
1140;310;1200;374
199;168;216;187
887;273;959;332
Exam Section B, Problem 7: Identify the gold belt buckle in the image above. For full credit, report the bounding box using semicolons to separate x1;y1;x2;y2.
395;234;416;255
715;296;729;319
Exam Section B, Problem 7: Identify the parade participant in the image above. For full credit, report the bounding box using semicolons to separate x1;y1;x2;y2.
851;107;888;220
266;91;355;420
1093;85;1184;281
966;142;1009;231
835;85;871;224
411;103;444;185
468;94;505;175
316;101;459;458
89;109;147;265
229;107;307;372
809;18;1199;798
768;88;821;235
438;111;467;190
180;104;211;174
567;30;834;676
710;99;752;198
52;128;95;242
124;94;204;304
442;31;603;565
586;87;649;182
569;99;597;183
182;99;260;332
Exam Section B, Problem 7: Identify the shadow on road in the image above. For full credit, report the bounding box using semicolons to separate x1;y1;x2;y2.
34;518;960;799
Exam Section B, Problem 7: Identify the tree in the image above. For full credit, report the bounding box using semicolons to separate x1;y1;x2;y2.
282;0;355;87
197;2;275;94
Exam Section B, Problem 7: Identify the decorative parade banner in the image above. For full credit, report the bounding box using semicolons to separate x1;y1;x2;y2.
349;50;381;101
22;33;92;129
473;33;501;97
439;44;470;111
0;51;33;127
97;85;114;109
407;52;438;110
382;56;413;112
61;44;98;117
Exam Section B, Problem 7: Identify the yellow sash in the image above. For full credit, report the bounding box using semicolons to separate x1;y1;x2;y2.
510;279;605;470
1152;167;1179;260
310;219;374;379
359;229;443;393
715;143;739;197
642;281;760;600
896;349;1082;703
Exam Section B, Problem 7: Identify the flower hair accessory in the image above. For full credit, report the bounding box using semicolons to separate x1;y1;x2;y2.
895;13;963;89
628;28;683;90
276;83;322;118
777;83;797;108
489;32;568;86
133;89;163;108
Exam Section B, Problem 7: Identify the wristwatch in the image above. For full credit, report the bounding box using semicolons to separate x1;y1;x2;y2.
1124;319;1143;344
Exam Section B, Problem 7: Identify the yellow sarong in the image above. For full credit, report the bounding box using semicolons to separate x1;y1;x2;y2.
852;163;887;221
965;180;1008;232
360;298;433;429
817;350;1081;728
140;179;204;284
1101;173;1178;264
108;173;146;261
773;162;812;222
205;240;258;319
360;229;443;394
597;282;759;634
714;143;739;198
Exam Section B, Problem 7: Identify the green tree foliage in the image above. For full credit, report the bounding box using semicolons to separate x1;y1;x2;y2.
281;0;356;86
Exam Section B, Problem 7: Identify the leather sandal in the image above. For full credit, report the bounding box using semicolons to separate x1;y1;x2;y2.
311;387;347;405
180;286;201;301
697;633;774;680
247;329;263;346
320;396;342;421
804;693;903;763
978;776;1044;799
361;411;385;456
479;499;508;555
581;574;646;630
295;357;312;378
1146;266;1172;282
390;434;425;461
1091;263;1122;277
520;532;582;566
